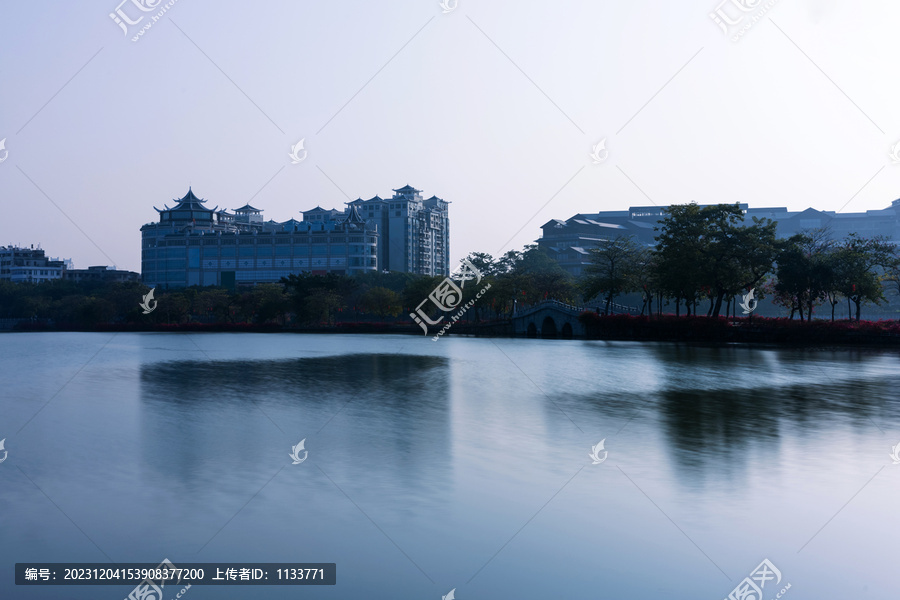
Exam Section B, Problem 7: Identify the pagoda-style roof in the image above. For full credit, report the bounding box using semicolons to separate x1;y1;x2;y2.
344;205;365;224
174;187;210;209
392;185;421;193
234;204;262;212
155;187;216;213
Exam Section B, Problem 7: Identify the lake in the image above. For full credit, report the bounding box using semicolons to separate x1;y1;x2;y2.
1;333;899;599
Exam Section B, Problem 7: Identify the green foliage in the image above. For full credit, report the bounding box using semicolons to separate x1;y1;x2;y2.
651;203;778;317
359;286;402;318
583;235;642;313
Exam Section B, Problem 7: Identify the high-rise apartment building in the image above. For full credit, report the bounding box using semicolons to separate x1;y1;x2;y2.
348;185;450;277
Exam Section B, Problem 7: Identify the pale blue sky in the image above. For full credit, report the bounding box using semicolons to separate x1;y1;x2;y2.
2;0;899;271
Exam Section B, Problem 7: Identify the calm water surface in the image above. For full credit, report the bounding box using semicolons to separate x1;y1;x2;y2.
1;333;899;599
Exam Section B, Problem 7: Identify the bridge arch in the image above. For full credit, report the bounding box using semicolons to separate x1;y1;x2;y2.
526;322;537;338
541;316;557;339
561;322;573;339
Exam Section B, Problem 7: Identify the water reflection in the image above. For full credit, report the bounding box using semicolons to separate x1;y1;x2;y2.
137;353;452;503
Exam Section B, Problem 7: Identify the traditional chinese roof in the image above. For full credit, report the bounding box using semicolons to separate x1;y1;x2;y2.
234;204;262;212
344;205;365;224
155;187;216;213
174;187;210;209
392;185;421;193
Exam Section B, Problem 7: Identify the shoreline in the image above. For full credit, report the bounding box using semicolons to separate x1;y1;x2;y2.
4;315;900;349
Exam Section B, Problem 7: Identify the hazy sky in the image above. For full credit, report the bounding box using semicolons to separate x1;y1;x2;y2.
2;0;899;272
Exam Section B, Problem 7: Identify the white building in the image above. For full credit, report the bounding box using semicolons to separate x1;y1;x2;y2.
0;246;70;283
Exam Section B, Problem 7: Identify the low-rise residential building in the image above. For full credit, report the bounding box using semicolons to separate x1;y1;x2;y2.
0;246;70;283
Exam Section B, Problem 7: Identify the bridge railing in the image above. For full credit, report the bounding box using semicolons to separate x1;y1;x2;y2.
513;299;642;318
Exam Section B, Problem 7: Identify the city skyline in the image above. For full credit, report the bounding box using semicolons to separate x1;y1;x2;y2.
4;1;900;274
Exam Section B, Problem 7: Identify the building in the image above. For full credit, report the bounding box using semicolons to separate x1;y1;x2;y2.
64;265;140;283
539;200;900;276
140;186;449;288
347;185;450;277
0;246;70;283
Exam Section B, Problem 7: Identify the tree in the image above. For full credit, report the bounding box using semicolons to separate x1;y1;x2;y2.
832;234;894;321
582;235;641;314
773;231;834;321
653;203;778;317
360;286;402;318
462;252;497;278
282;272;356;325
653;204;707;316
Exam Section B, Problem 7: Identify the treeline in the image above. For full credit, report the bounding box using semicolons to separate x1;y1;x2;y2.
1;203;898;328
583;203;900;321
0;248;576;328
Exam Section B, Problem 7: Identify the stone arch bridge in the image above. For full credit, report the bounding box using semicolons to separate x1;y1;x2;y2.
511;300;640;339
